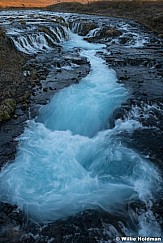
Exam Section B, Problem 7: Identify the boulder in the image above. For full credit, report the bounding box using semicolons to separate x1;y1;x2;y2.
84;26;122;43
0;98;16;122
69;21;97;36
79;22;98;36
98;26;122;38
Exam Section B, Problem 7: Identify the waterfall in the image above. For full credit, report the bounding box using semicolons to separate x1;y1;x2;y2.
10;25;69;54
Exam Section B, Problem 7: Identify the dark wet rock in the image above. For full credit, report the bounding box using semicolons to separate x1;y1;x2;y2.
131;129;163;167
99;26;122;38
79;22;97;36
0;202;25;243
69;20;97;36
40;210;126;242
119;37;131;44
103;44;163;102
84;26;122;43
13;209;128;243
152;198;163;228
0;114;27;168
71;57;88;65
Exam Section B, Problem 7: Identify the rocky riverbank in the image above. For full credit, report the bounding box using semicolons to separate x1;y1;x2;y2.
46;1;163;37
0;22;92;242
0;26;90;168
0;11;163;242
0;27;29;167
104;32;163;169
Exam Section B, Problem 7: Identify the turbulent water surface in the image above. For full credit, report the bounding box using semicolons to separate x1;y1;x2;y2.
0;10;162;238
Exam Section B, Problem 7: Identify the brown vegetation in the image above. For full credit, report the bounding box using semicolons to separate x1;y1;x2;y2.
46;1;163;36
0;0;89;8
0;28;28;121
0;0;54;8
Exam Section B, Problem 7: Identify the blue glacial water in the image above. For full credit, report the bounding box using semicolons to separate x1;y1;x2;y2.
0;31;162;236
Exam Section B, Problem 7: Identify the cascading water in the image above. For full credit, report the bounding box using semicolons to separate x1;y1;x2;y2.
0;11;162;238
10;25;68;55
38;33;127;137
0;11;69;55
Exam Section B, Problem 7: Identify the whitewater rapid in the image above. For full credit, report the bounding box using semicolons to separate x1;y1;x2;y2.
0;14;162;237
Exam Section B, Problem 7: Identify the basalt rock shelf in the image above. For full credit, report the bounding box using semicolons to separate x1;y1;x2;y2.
0;11;163;242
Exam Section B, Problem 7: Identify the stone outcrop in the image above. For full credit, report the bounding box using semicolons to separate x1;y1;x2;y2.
69;20;98;36
0;99;16;121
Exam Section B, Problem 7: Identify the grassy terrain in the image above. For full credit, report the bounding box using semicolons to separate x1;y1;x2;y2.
46;0;163;36
0;28;29;121
0;28;26;102
0;0;54;8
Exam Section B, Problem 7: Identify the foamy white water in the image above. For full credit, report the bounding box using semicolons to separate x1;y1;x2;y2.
38;33;127;137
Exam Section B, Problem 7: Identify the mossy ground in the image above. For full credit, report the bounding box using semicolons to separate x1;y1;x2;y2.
0;28;29;121
0;28;42;121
